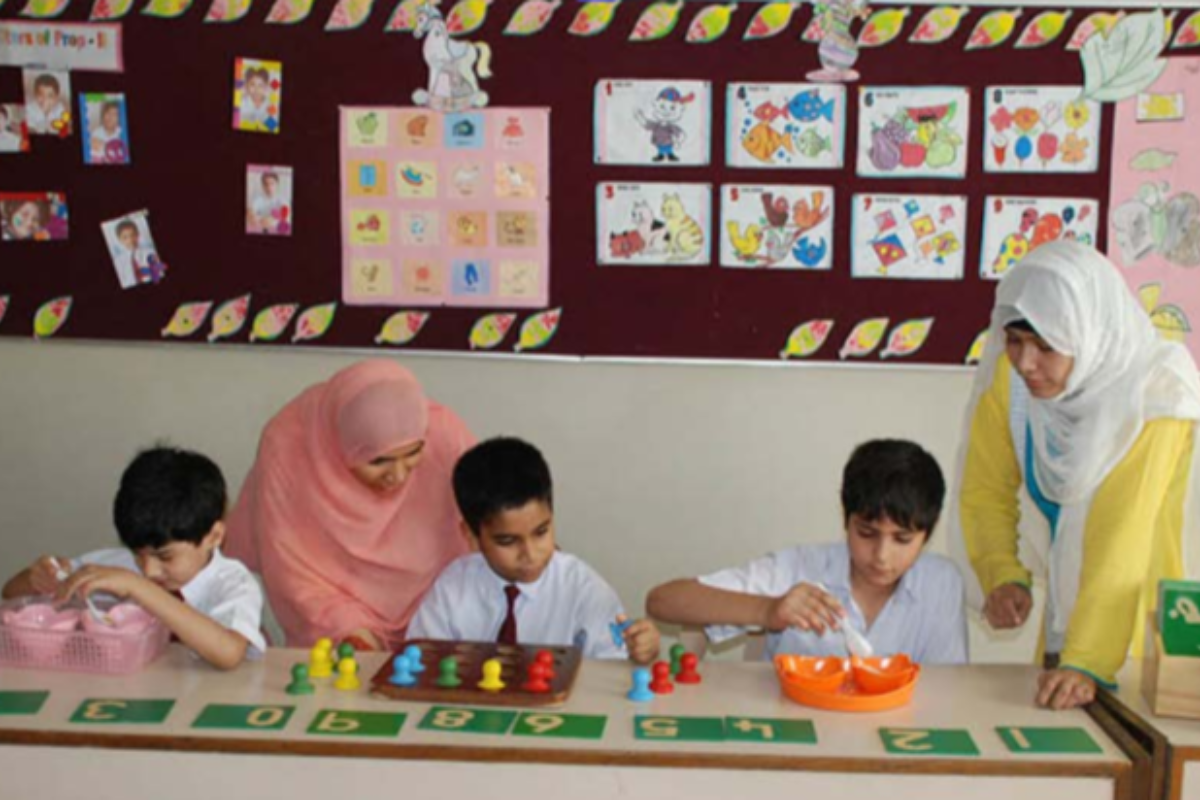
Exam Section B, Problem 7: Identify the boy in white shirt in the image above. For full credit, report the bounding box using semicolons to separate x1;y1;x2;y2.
648;439;968;664
239;67;272;130
25;73;67;135
0;106;25;152
3;447;265;670
409;437;660;664
89;100;125;163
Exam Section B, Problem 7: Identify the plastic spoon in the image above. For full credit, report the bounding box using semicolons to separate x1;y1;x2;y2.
49;557;112;626
812;581;875;658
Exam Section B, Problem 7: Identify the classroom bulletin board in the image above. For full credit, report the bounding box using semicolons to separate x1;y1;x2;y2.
1;0;1197;364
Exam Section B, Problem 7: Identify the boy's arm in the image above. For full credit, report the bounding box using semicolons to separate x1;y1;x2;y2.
3;555;71;599
647;579;775;628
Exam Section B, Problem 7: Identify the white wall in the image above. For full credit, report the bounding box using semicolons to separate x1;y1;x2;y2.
0;339;1039;661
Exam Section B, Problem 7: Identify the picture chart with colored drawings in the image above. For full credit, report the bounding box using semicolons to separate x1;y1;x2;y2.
340;106;550;308
983;86;1101;174
850;193;968;280
857;87;970;180
597;182;711;266
979;196;1098;281
725;83;845;170
720;184;834;270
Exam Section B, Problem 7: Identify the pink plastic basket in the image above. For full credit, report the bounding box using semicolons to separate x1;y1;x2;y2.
0;596;169;674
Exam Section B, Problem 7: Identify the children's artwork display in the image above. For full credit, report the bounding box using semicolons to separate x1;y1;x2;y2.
984;87;1101;174
101;210;167;288
246;165;293;236
340;106;550;307
1110;58;1200;357
80;93;130;165
593;79;711;166
233;57;282;133
0;104;30;153
980;196;1099;280
22;68;70;136
0;191;67;241
857;87;969;179
725;82;845;170
851;193;968;279
597;182;711;266
720;184;834;270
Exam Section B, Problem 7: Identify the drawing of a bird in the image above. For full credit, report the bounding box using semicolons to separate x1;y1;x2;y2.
727;221;763;259
762;192;789;228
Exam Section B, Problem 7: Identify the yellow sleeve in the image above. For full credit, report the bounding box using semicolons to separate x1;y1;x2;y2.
1062;419;1194;685
961;356;1031;594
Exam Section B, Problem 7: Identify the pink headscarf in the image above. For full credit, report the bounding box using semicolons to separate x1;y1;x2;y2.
225;360;475;649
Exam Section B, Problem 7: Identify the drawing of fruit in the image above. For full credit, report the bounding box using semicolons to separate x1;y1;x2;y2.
1139;283;1192;343
357;112;379;136
899;142;926;167
401;167;426;186
33;296;72;340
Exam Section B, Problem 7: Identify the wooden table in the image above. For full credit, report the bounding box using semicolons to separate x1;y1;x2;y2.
0;647;1139;799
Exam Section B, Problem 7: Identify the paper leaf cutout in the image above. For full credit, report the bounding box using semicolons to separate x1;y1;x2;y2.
909;5;967;44
376;311;430;346
324;0;374;30
0;295;10;328
629;0;682;42
504;0;560;35
20;0;68;16
250;304;298;342
33;296;72;340
1014;10;1070;49
881;318;934;359
515;308;562;352
90;0;136;18
469;313;517;350
1081;10;1169;103
161;302;213;339
1138;282;1162;313
143;0;192;18
1172;10;1200;49
744;2;795;40
446;0;490;34
965;330;988;365
965;8;1021;50
568;0;618;36
686;3;737;44
857;7;909;47
292;303;337;343
838;317;888;359
208;294;251;342
204;0;251;22
800;15;822;42
384;0;422;29
780;319;834;360
1066;11;1123;51
1151;305;1192;342
265;0;313;24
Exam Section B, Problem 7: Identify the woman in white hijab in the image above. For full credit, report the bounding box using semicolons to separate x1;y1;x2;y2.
955;240;1200;710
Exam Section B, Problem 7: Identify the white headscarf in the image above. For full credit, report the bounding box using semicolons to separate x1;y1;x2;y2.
953;240;1200;637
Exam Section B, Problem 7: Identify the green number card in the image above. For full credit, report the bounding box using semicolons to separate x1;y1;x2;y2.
418;706;516;735
634;715;726;742
996;727;1102;754
192;704;295;731
1158;579;1200;656
307;710;407;738
880;727;980;756
512;712;607;740
725;717;817;745
70;699;175;725
0;691;49;716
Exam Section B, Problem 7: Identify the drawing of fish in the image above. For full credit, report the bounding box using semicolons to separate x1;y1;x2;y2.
753;101;788;123
742;121;794;164
793;128;831;158
787;90;835;123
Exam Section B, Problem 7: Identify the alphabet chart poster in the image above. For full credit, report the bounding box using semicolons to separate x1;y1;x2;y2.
340;106;550;308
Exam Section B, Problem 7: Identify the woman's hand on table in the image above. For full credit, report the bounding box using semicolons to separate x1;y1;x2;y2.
1036;669;1097;710
983;583;1033;629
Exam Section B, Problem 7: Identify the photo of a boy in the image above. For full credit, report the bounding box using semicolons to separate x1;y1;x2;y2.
84;96;130;165
24;70;70;136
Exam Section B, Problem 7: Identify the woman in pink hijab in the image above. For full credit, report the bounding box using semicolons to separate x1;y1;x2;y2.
225;360;475;650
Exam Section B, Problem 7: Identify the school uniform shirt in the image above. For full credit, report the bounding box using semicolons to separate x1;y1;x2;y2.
72;547;267;658
25;101;65;134
89;125;122;160
251;194;285;231
699;542;968;664
408;552;627;659
0;129;22;152
239;97;270;128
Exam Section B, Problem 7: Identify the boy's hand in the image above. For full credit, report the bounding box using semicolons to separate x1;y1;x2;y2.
27;556;70;595
984;583;1033;629
622;618;661;665
1036;669;1097;710
765;582;845;635
55;565;155;604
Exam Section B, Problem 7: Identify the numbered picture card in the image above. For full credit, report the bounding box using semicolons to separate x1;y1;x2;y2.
246;164;293;236
857;86;970;179
1;192;68;241
597;182;711;266
0;104;30;153
984;87;1100;174
101;209;167;288
726;83;845;170
22;68;71;136
720;184;834;270
980;196;1099;280
233;57;282;134
851;193;968;280
594;79;711;166
80;93;130;165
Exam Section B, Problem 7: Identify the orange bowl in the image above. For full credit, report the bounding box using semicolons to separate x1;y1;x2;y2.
851;655;918;694
775;653;849;693
774;653;920;712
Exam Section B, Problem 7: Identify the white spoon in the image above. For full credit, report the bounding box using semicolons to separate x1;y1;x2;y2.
812;581;875;658
49;557;112;626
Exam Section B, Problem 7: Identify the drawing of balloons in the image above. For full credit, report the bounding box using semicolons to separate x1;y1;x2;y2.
686;2;737;43
469;313;517;350
515;308;563;352
1037;132;1059;165
208;294;252;343
629;0;682;41
1015;134;1032;164
504;0;561;35
161;301;213;338
376;311;431;346
965;330;988;364
881;318;934;359
292;303;337;343
744;1;796;40
569;0;619;35
780;319;835;359
33;296;72;340
250;304;298;342
838;317;889;359
909;5;968;43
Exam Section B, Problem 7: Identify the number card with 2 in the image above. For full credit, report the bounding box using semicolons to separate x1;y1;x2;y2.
879;728;980;756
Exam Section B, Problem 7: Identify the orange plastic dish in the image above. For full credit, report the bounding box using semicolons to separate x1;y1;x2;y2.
774;654;920;712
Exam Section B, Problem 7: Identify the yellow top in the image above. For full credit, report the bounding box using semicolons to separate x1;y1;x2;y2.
961;355;1194;684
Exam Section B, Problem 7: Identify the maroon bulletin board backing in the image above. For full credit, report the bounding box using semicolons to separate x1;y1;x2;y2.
0;3;1131;362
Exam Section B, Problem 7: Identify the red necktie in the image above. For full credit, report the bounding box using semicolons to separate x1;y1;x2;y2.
497;585;520;645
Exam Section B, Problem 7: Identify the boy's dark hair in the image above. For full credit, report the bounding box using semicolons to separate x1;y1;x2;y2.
116;220;137;237
100;100;121;118
245;67;270;85
840;439;945;538
33;74;60;95
113;447;227;550
453;437;553;536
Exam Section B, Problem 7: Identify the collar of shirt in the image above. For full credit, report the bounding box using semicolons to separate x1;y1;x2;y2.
480;551;558;603
179;547;228;606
